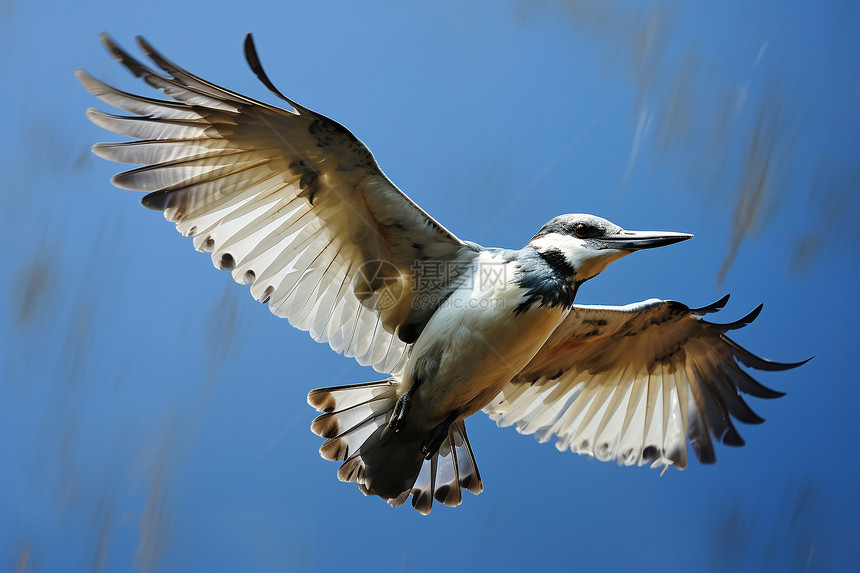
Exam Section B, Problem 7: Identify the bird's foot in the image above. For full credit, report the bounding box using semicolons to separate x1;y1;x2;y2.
420;416;456;459
389;392;412;432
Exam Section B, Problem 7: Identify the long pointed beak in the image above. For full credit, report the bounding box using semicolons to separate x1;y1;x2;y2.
602;229;693;250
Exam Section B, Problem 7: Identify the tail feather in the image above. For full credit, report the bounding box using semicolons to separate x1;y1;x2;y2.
312;397;395;441
451;420;483;495
308;379;397;412
433;437;462;507
410;455;437;514
319;410;388;462
386;488;411;508
309;379;397;462
308;380;484;514
400;420;484;514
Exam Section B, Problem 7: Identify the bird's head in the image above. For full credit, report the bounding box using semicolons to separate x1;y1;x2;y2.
528;214;693;283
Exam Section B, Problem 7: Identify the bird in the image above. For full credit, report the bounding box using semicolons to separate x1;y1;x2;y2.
78;34;808;514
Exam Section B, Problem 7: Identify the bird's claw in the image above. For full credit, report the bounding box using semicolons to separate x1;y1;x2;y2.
389;393;412;431
420;418;454;459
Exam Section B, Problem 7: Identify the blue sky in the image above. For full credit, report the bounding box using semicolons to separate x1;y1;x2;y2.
1;1;858;571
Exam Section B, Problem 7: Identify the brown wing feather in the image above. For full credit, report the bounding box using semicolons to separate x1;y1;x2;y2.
484;297;808;470
80;35;480;372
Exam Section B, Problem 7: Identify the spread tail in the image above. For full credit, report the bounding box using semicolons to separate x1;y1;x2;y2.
308;379;483;514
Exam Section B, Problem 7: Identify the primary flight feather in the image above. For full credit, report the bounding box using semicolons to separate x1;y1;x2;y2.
79;34;807;514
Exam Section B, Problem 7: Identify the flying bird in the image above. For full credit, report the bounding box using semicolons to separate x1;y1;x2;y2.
78;34;807;514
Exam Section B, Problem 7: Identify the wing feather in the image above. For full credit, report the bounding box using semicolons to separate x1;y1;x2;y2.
594;364;633;450
485;297;807;470
81;34;481;372
78;71;202;120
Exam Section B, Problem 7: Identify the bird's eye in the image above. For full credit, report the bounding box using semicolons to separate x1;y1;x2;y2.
573;223;589;238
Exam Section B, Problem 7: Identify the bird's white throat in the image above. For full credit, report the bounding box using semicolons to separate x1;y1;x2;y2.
530;232;630;283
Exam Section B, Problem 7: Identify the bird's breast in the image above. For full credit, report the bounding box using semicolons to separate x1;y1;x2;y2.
403;257;568;426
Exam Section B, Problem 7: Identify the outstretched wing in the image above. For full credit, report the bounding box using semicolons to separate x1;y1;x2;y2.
79;34;479;373
483;296;808;470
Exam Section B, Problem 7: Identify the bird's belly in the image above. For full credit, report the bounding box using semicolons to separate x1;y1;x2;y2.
404;286;565;427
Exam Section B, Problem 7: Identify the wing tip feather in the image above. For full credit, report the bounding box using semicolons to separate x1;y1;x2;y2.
242;33;308;114
690;294;731;315
712;303;764;331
